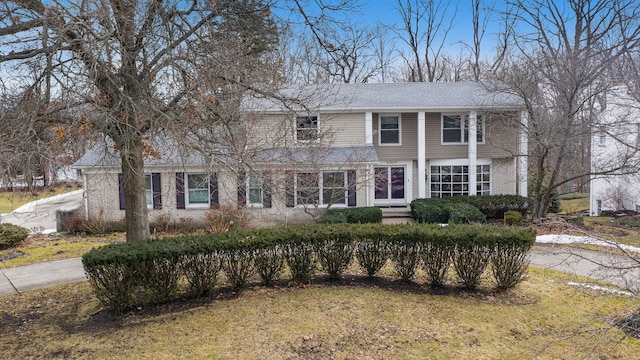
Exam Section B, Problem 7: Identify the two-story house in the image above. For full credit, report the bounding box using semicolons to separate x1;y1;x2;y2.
590;84;640;215
72;82;527;225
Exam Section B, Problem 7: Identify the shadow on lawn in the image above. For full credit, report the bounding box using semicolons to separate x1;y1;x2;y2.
69;273;539;335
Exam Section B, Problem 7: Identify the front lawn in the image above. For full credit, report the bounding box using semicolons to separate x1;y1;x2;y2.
0;267;638;359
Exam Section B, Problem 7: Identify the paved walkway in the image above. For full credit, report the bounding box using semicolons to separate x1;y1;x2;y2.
1;243;640;298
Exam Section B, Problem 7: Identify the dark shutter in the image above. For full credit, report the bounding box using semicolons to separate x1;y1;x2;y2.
263;172;272;208
286;171;295;208
118;173;125;210
176;172;185;209
209;173;219;207
347;170;357;207
237;172;246;207
152;173;162;209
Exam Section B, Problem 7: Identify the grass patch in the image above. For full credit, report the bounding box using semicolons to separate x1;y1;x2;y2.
0;267;639;359
559;193;590;215
0;185;81;214
0;233;123;269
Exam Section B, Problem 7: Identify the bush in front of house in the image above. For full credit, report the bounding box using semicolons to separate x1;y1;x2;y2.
411;195;530;223
410;198;449;224
445;202;487;224
82;223;536;311
0;223;29;249
322;207;382;224
504;210;524;225
410;199;486;224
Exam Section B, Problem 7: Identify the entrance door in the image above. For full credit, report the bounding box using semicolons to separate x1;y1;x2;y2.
374;166;406;205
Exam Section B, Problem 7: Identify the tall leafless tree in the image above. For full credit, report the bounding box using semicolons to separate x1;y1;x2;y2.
393;0;457;82
491;0;640;219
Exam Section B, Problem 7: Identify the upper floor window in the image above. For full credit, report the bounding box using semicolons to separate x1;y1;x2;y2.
296;115;319;141
442;114;484;144
187;174;209;206
599;133;607;146
379;114;401;145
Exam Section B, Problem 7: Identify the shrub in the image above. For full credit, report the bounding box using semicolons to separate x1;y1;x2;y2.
445;203;486;224
205;203;251;233
282;227;316;284
504;210;523;225
485;227;535;290
452;229;491;289
0;223;29;249
322;207;382;224
181;240;221;296
410;198;448;224
463;195;530;219
389;226;421;281
418;227;453;286
322;210;348;224
313;226;355;280
252;230;285;287
220;238;255;292
355;225;390;277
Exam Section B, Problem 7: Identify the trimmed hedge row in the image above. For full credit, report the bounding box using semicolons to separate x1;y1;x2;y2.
83;224;536;311
411;195;530;223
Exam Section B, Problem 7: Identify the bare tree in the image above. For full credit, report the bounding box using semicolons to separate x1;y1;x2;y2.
491;0;640;219
0;0;283;241
393;0;457;82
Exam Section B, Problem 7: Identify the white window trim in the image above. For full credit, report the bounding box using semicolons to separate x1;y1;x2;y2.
186;173;210;209
428;158;492;197
441;113;485;145
294;114;320;143
294;171;349;208
378;113;402;146
372;161;412;205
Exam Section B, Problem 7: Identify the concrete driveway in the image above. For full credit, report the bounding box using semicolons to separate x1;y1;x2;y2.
1;190;83;233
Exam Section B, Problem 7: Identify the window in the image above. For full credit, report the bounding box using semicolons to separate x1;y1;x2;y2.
442;114;484;144
187;174;209;205
296;115;319;141
248;174;262;205
119;172;161;210
145;175;153;208
599;133;606;146
294;171;348;206
430;164;491;197
296;172;319;205
379;114;401;145
322;172;346;205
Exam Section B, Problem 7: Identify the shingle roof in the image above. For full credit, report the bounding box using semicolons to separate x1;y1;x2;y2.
246;81;524;112
72;139;378;169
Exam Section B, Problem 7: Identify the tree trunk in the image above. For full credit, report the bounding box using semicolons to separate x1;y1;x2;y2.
119;136;150;242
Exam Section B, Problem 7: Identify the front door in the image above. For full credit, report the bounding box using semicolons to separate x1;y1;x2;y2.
374;166;406;205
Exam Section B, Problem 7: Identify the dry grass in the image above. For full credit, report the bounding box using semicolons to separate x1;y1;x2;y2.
0;233;124;269
1;267;639;359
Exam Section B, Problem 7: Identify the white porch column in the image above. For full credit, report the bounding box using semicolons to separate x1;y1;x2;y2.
518;110;528;197
468;111;478;196
418;111;426;198
367;164;375;206
365;112;373;145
